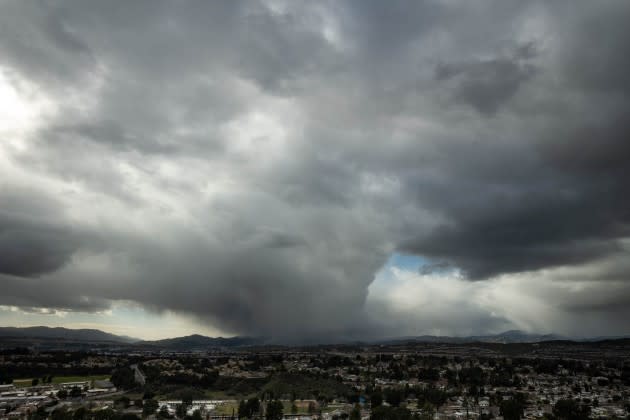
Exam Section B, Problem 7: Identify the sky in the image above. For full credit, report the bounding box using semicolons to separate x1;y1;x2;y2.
1;0;629;342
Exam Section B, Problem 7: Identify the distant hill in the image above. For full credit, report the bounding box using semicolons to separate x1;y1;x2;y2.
141;330;571;349
1;326;627;349
469;330;566;343
378;330;567;345
0;326;138;343
139;334;264;349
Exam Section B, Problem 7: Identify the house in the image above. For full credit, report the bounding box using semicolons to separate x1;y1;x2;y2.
59;381;89;390
93;380;115;390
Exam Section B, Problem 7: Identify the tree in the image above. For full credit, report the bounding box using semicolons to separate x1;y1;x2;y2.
266;400;284;420
239;398;261;419
552;399;590;420
73;407;89;420
32;378;40;386
500;399;524;420
158;406;172;419
94;409;117;420
423;387;447;409
57;389;68;399
69;386;82;398
143;399;159;418
418;368;440;382
371;406;413;420
181;391;194;407
419;402;435;420
111;367;136;390
350;405;361;420
291;403;298;414
176;404;187;419
385;388;403;407
238;401;248;419
370;392;383;408
33;406;48;420
115;396;131;409
191;410;203;420
51;407;72;420
247;398;261;417
0;375;12;385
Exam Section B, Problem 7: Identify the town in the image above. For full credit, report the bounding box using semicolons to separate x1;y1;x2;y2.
1;340;628;420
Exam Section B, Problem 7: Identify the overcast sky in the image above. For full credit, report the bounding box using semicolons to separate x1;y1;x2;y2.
1;0;629;341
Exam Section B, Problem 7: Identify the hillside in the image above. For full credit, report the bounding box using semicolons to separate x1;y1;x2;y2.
0;326;138;343
139;334;264;349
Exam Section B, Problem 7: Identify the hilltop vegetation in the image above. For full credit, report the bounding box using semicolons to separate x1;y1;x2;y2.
262;372;352;401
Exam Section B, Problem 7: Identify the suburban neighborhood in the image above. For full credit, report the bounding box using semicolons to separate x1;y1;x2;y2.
1;338;628;420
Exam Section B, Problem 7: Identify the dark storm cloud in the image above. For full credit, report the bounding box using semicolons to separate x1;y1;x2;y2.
0;188;84;277
397;0;630;280
44;10;92;55
435;49;537;114
1;0;629;339
0;216;78;277
401;171;627;278
0;274;111;313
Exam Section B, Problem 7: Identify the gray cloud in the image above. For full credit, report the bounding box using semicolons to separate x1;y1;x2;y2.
0;0;629;339
0;188;85;277
0;217;78;277
435;49;537;114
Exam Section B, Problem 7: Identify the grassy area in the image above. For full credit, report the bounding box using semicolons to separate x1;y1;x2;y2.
211;400;316;416
262;373;351;401
212;401;240;416
321;403;352;414
282;400;316;414
52;375;110;385
12;379;32;388
13;375;110;388
202;390;258;400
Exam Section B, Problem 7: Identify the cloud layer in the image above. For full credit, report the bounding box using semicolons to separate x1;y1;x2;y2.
1;0;629;340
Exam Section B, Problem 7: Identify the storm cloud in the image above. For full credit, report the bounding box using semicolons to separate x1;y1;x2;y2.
0;0;629;340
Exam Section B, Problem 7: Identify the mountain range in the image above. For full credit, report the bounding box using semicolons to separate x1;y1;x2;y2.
0;326;627;348
378;330;566;345
138;334;263;349
0;326;138;343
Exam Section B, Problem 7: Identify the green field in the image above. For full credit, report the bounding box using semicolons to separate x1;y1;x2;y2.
13;375;110;388
12;379;33;388
211;400;316;416
212;401;240;416
202;390;258;400
282;400;317;414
